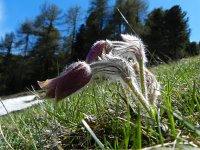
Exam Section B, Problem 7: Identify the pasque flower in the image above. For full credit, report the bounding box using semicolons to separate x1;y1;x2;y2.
86;34;147;64
38;34;160;117
38;62;92;101
85;34;159;104
90;54;152;115
38;55;137;101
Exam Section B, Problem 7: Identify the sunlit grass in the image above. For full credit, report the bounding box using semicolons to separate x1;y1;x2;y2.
0;56;200;149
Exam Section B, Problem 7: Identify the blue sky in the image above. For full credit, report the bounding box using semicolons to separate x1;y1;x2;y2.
0;0;199;42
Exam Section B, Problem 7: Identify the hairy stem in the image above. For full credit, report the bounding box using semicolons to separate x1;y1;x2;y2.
125;78;152;117
138;59;147;99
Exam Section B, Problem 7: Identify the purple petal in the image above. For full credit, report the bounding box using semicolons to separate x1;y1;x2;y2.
55;62;92;100
38;62;92;101
38;78;57;89
86;40;112;63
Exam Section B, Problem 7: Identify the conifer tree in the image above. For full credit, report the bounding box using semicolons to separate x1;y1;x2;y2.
144;5;190;62
31;3;62;79
16;20;33;56
73;0;109;61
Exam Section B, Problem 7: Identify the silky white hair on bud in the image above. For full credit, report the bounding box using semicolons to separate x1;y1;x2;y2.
121;34;147;63
90;54;149;108
132;63;160;105
107;34;147;63
91;55;137;85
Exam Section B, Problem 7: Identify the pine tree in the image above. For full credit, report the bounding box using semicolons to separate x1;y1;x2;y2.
186;41;200;56
164;5;190;59
30;3;62;79
16;20;33;56
144;5;190;62
65;6;82;58
73;24;88;60
144;8;166;62
108;0;147;39
0;32;15;57
72;0;109;61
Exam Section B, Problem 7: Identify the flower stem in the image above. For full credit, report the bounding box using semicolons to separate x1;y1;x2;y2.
125;78;152;117
138;59;147;99
136;107;142;149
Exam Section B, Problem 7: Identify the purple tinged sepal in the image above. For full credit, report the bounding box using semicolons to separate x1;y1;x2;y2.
86;40;112;64
38;61;92;101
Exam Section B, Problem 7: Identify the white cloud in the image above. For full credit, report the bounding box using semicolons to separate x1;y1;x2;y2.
0;0;5;37
0;0;4;22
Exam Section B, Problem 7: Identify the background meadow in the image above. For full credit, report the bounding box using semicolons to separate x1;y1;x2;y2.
0;55;199;149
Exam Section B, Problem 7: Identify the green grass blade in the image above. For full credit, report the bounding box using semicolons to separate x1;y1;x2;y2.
82;119;105;149
173;112;200;136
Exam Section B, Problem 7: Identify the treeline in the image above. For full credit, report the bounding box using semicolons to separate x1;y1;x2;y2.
0;0;199;96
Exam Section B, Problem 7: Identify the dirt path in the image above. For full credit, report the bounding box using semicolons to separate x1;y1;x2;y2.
0;95;43;116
